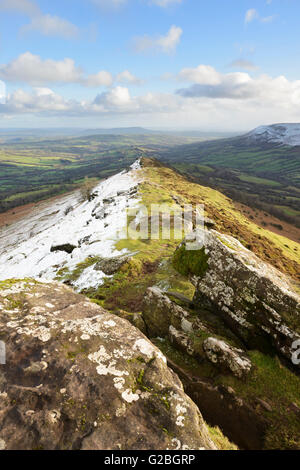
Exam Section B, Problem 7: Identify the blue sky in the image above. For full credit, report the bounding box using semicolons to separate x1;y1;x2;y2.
0;0;299;130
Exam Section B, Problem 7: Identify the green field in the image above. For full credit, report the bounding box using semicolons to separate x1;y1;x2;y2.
0;133;198;212
159;137;300;227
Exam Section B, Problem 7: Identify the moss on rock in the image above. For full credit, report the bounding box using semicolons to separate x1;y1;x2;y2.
172;244;209;278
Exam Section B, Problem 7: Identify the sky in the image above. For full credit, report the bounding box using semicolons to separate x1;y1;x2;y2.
0;0;299;131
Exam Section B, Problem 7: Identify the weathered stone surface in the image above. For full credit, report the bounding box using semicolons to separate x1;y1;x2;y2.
142;287;194;337
190;228;300;367
169;326;195;357
0;279;216;450
203;337;252;379
94;255;130;276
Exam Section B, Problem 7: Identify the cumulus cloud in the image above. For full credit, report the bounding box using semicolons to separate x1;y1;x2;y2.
0;53;141;88
134;25;182;54
83;71;113;87
20;14;79;39
178;65;221;85
94;86;132;109
0;0;79;39
116;70;143;85
0;53;83;85
176;65;300;103
2;65;300;132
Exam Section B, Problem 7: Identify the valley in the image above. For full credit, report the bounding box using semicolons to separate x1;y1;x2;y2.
0;132;199;213
1;155;299;450
159;124;300;229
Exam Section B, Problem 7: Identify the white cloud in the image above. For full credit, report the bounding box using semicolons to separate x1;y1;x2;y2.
178;65;221;85
116;70;143;85
0;53;82;85
0;53;142;88
21;14;79;39
0;80;6;104
94;86;132;108
245;8;276;24
245;9;258;24
229;59;258;71
82;71;113;87
0;0;79;39
134;25;182;54
3;66;300;132
176;65;300;104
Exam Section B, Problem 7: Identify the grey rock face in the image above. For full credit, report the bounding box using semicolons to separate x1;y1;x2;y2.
0;280;216;451
203;337;252;378
142;287;194;338
191;229;300;367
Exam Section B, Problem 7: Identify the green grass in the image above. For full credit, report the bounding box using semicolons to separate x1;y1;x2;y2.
172;244;209;277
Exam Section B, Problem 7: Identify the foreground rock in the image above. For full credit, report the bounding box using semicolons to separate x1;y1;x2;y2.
175;229;300;368
203;338;252;379
0;279;216;450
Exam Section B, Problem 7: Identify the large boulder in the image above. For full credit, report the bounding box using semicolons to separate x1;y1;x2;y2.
0;279;216;450
177;229;300;367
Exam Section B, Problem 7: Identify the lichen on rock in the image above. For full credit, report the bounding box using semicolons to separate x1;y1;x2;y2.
203;337;252;378
0;279;216;450
173;228;300;367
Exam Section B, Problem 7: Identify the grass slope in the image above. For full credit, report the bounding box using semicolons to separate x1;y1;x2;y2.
46;158;300;449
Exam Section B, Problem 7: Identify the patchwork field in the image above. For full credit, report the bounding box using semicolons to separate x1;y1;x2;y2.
0;133;197;213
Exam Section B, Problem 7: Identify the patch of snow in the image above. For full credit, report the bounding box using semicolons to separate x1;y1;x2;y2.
0;159;142;290
246;123;300;146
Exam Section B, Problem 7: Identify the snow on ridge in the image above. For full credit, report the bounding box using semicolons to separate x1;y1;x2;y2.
0;159;142;290
246;123;300;146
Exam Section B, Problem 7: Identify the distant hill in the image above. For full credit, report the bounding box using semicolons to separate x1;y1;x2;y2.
82;127;158;135
160;124;300;187
246;123;300;147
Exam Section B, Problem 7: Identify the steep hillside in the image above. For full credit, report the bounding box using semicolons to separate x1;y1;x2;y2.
0;157;299;450
160;125;300;185
157;124;300;229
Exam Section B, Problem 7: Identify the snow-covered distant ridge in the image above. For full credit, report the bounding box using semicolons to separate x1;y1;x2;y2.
245;123;300;147
0;159;142;290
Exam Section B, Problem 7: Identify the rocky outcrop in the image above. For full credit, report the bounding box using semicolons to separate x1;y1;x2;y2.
142;287;200;338
94;255;131;276
0;279;216;450
176;229;300;368
142;287;250;378
50;243;77;254
203;338;252;378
